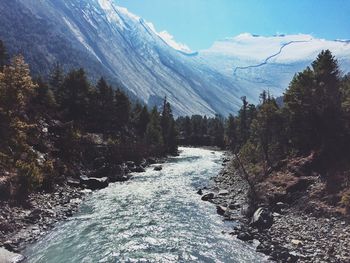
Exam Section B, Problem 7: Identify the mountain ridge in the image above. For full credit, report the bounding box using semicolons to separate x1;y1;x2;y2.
1;1;350;115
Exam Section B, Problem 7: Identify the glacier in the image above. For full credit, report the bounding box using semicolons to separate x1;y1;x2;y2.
0;1;349;116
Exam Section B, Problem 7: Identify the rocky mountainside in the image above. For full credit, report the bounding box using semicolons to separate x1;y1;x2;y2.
0;0;243;116
1;1;350;115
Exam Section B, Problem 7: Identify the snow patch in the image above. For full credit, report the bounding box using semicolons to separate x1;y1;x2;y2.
158;31;192;53
97;0;125;29
62;17;102;62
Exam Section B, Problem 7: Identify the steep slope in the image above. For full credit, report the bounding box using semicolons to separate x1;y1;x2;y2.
0;0;243;116
198;33;350;100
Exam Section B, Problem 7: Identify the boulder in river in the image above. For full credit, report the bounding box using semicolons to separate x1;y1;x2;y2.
250;207;273;229
237;232;253;241
80;176;109;190
67;178;81;187
216;205;227;216
154;165;163;171
0;247;24;263
201;193;215;201
131;165;145;173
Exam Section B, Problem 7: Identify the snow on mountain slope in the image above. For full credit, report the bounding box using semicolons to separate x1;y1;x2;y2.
198;33;350;99
2;1;349;115
2;0;243;116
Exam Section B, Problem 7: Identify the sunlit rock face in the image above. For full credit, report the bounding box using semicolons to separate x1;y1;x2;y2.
1;1;350;115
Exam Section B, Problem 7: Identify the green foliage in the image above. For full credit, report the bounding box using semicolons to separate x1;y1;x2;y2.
15;160;43;194
145;107;164;155
161;97;178;154
33;77;57;111
250;94;284;165
284;50;342;154
58;68;91;124
176;115;225;147
0;41;179;201
0;40;8;70
49;62;64;94
114;88;131;129
341;190;350;214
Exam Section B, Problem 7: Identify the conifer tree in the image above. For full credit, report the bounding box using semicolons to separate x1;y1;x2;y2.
95;77;114;132
49;62;64;95
226;114;237;152
161;97;177;153
114;88;131;129
59;68;91;124
135;105;150;137
284;50;342;153
0;40;8;70
145;107;164;154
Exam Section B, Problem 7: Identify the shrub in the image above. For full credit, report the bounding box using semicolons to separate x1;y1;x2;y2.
341;189;350;214
15;160;43;199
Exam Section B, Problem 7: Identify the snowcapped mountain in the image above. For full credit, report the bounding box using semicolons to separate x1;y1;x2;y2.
197;33;350;100
0;0;243;116
1;1;350;115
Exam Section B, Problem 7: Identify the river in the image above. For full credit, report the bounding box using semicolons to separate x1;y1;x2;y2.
23;147;268;263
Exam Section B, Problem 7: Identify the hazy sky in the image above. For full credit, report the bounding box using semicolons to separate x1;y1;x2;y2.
117;0;350;50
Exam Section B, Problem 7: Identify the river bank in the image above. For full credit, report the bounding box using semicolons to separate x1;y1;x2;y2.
0;155;165;257
200;155;350;262
21;147;268;262
0;185;88;253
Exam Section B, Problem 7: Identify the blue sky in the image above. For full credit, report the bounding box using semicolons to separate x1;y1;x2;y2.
117;0;350;50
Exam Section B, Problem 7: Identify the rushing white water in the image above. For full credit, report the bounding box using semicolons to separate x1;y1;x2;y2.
23;147;268;263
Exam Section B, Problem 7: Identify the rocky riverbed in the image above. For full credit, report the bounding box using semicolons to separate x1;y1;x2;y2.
0;155;165;256
200;154;350;263
0;185;88;254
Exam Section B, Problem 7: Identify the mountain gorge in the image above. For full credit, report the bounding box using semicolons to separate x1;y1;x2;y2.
1;0;350;115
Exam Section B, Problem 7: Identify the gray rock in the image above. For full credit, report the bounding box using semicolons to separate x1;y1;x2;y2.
67;178;81;187
216;205;227;216
154;165;163;171
0;247;24;263
80;176;109;190
201;193;215;201
237;232;253;241
250;207;273;229
131;165;145;173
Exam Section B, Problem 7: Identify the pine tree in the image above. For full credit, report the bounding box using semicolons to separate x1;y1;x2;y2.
33;77;57;110
59;68;91;124
135;105;150;137
226;114;237;152
95;77;114;132
251;93;282;165
114;88;131;130
161;97;177;154
284;50;342;154
237;96;249;146
0;55;43;195
49;62;64;96
145;107;164;155
0;40;8;70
